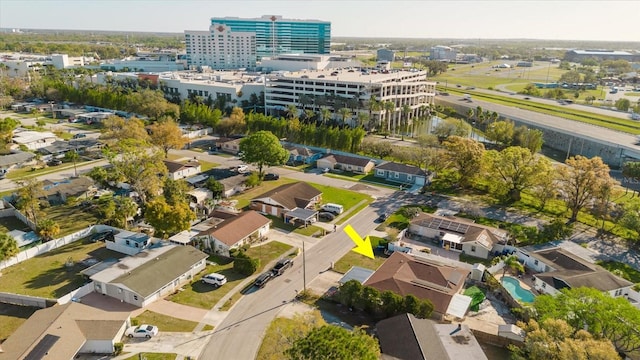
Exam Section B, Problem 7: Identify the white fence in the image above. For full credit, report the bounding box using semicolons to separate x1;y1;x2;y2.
0;292;53;308
183;127;212;139
0;225;114;271
487;261;505;274
57;282;95;305
0;200;36;230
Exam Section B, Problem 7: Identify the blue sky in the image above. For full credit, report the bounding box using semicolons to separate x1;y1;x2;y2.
1;0;638;42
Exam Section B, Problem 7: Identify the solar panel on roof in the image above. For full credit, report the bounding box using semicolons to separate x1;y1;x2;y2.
25;334;60;360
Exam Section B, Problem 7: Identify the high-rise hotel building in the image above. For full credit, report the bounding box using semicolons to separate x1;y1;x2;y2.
185;15;331;69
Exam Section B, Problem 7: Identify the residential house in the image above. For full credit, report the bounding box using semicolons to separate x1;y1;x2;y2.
286;145;322;164
0;151;35;175
216;138;242;154
38;139;101;157
105;229;152;256
315;154;375;174
250;182;322;218
41;177;97;205
195;210;271;256
90;244;208;307
518;246;634;297
375;161;429;186
363;252;472;319
408;213;507;259
12;130;59;150
0;302;130;359
163;159;202;180
376;313;488;360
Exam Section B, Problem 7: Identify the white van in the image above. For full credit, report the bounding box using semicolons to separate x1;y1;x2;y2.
321;203;344;215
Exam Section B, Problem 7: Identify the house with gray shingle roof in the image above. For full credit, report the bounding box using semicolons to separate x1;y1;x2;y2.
0;302;130;359
90;244;207;307
249;182;322;218
375;161;429;186
286;145;322;164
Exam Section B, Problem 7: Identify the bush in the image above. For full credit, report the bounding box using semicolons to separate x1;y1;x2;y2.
233;251;259;275
113;343;123;355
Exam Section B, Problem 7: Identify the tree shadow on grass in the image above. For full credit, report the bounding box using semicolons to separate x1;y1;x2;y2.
23;264;87;298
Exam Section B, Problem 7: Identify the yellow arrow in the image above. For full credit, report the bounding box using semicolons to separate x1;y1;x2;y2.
343;225;374;259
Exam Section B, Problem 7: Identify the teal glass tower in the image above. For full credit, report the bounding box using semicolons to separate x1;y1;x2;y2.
210;15;331;59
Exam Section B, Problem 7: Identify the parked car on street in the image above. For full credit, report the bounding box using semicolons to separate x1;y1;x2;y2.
202;273;227;288
47;158;62;166
271;258;293;276
264;173;279;181
375;212;389;223
254;271;275;288
125;324;158;338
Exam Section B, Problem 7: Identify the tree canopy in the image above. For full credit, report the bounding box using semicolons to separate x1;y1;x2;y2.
285;325;380;360
557;156;615;221
0;232;18;261
149;119;188;158
239;130;289;177
442;136;485;188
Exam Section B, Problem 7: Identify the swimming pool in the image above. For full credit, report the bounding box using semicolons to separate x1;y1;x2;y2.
501;276;535;303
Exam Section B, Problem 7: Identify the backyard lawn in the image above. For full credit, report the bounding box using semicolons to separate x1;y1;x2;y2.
0;304;39;342
132;310;201;332
0;216;31;233
0;240;125;298
169;241;294;309
46;203;101;236
333;251;387;274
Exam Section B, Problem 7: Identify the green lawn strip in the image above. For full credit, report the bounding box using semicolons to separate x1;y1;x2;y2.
64;123;102;131
459;253;494;267
333;251;387;274
7;159;102;180
169;242;293;309
256;317;299;360
294;224;323;236
123;354;177;360
0;241;125;298
443;88;640;134
0;304;39;342
132;310;200;332
313;183;371;210
198;160;218;172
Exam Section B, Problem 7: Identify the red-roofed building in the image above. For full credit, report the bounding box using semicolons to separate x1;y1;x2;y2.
196;210;271;256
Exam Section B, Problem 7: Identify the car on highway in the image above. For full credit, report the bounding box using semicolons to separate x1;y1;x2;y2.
202;273;227;288
125;324;158;338
271;258;293;276
254;271;275;288
263;173;279;181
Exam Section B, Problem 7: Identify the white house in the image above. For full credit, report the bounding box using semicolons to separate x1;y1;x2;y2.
12;130;59;150
105;229;152;256
163;159;202;180
90;244;207;307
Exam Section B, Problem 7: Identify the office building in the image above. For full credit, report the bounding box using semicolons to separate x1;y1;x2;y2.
209;15;330;59
430;46;457;62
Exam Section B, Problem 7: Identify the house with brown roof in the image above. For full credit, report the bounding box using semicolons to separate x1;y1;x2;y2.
0;302;130;359
90;244;207;307
377;313;488;360
363;252;472;319
41;176;97;205
250;182;322;218
195;210;271;256
519;246;634;297
315;153;375;174
163;159;201;180
408;213;507;259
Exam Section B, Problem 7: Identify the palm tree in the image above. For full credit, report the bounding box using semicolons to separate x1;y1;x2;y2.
466;108;475;122
320;108;332;125
498;255;525;281
368;96;382;130
286;104;298;120
303;109;315;123
401;104;411;140
357;112;369;129
384;101;395;134
338;107;351;127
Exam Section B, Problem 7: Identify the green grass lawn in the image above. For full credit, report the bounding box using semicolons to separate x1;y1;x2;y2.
230;178;297;209
0;216;32;233
7;159;101;180
596;260;640;284
0;304;39;342
169;242;293;309
0;241;125;298
459;253;494;267
45;202;101;236
333;251;387;274
199;160;218;171
132;310;200;332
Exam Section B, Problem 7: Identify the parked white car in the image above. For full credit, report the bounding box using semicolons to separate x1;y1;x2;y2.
202;272;227;288
125;324;159;338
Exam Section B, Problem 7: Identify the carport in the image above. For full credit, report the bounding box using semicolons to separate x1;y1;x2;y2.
284;208;318;226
